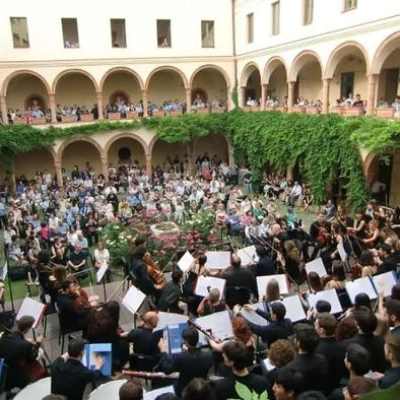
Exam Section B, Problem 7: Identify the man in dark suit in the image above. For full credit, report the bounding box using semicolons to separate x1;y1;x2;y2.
384;299;400;335
253;245;276;277
51;338;104;400
157;269;185;313
157;326;213;396
0;316;42;391
246;302;293;348
282;323;329;394
127;311;163;371
222;255;257;307
314;312;347;394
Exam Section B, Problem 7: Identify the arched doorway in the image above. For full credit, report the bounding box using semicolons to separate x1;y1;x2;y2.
61;140;102;178
14;149;55;180
53;70;98;111
106;136;146;168
264;57;288;105
240;64;261;105
4;71;50;113
190;66;229;108
195;134;229;164
325;42;368;106
290;51;323;106
371;33;400;105
151;139;188;170
101;69;142;109
146;67;187;109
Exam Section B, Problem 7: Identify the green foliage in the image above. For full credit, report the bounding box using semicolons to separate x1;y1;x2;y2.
231;84;239;109
228;381;269;400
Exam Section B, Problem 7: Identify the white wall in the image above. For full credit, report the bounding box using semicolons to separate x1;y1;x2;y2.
0;0;233;62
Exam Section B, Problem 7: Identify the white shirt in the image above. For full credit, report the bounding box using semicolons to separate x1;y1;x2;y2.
94;248;110;265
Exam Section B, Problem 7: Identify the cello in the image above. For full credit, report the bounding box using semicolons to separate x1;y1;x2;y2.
143;252;166;288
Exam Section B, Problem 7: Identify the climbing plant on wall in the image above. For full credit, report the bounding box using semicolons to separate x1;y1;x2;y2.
1;110;399;210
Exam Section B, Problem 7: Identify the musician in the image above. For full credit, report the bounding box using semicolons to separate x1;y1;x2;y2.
366;199;386;228
197;288;226;316
56;279;90;332
309;212;331;260
0;316;43;391
348;210;367;257
245;302;293;348
51;338;104;400
253;245;276;277
363;219;381;249
211;340;272;400
281;240;304;286
127;311;163;371
119;380;144;400
129;245;161;296
157;326;213;396
157;269;185;313
375;243;399;275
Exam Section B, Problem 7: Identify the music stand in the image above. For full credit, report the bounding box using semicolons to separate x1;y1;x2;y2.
1;255;15;315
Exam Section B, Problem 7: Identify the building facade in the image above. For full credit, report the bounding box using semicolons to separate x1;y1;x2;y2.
1;0;400;200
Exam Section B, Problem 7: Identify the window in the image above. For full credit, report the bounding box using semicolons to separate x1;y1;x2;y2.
157;20;171;47
110;19;127;48
344;0;357;11
10;17;29;48
201;20;215;48
247;13;254;44
272;2;280;35
303;0;314;25
61;18;79;48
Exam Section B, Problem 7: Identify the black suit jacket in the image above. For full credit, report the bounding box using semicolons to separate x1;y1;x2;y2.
51;357;102;400
0;331;39;390
56;292;88;331
129;257;154;296
255;257;276;277
316;337;347;394
283;353;329;393
222;268;258;296
158;348;213;396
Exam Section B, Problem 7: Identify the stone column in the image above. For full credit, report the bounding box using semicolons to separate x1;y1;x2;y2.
142;89;148;117
145;153;152;176
286;165;294;181
261;83;268;110
101;156;109;182
239;86;246;108
322;78;331;114
49;93;57;123
287;81;296;112
0;96;8;125
96;91;104;120
366;74;378;116
185;87;192;112
55;159;63;188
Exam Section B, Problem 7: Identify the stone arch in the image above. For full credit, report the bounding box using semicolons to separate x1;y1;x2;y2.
15;148;57;180
239;62;261;88
104;132;148;158
324;41;370;79
363;152;379;184
2;70;51;96
289;50;323;82
57;135;104;162
100;67;144;91
52;68;99;93
190;65;230;105
145;66;188;90
189;65;230;88
263;57;289;84
105;134;147;167
371;31;400;74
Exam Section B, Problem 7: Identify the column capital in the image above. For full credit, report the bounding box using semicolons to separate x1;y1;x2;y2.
54;159;62;167
322;77;331;83
287;80;296;87
367;73;379;83
96;91;103;97
261;82;268;88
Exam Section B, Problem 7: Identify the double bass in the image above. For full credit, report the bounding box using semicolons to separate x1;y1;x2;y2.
143;252;166;287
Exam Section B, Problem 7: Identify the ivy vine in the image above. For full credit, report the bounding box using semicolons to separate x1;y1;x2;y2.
1;111;399;210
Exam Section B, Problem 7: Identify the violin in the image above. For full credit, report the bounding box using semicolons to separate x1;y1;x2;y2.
143;252;165;287
317;226;331;246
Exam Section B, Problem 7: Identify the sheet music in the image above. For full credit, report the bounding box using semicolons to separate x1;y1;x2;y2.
337;243;347;263
237;245;258;266
195;310;232;345
372;271;398;298
154;312;188;331
240;309;269;326
121;286;146;315
257;274;289;297
345;277;378;304
16;297;46;329
262;358;275;372
205;251;231;270
96;263;108;283
144;386;175;400
178;251;195;273
280;295;307;322
195;276;226;299
305;258;327;278
307;289;343;315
